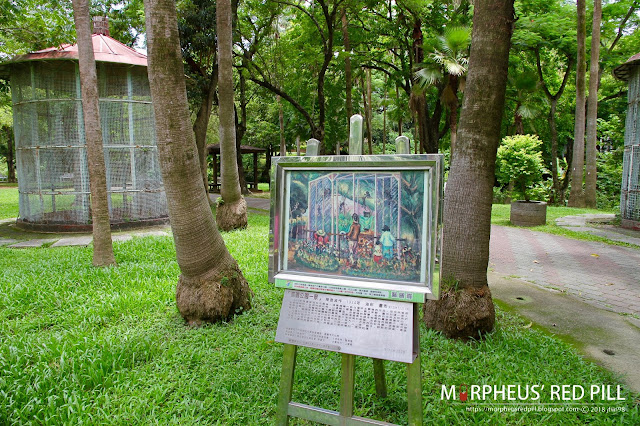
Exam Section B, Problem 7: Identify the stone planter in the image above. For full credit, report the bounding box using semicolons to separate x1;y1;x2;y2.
510;200;547;226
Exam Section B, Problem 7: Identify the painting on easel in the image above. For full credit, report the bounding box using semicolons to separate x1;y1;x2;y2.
283;170;429;284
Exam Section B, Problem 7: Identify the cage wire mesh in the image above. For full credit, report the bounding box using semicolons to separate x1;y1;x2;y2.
308;172;405;259
11;61;167;231
621;72;640;223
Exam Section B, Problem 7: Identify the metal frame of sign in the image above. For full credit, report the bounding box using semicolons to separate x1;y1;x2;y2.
269;154;443;302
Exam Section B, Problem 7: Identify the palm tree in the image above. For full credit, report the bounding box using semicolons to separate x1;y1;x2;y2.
143;0;251;325
423;0;515;339
415;25;471;155
509;70;545;135
216;0;247;231
71;0;116;267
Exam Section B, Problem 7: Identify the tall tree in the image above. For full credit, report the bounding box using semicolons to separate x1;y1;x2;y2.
535;48;574;202
340;6;352;154
423;0;515;339
178;0;219;201
584;0;602;208
569;0;587;207
241;0;344;152
143;0;251;324
216;0;248;231
71;0;116;267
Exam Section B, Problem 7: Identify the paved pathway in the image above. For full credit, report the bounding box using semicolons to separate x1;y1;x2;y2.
489;224;640;316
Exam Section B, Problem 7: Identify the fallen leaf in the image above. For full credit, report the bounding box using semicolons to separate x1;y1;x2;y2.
606;283;614;286
591;253;600;258
533;260;539;264
524;322;533;329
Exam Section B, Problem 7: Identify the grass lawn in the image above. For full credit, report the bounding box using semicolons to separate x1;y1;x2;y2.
1;213;638;424
0;185;19;220
490;204;632;247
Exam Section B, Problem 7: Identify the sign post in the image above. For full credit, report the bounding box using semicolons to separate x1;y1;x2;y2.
270;117;442;425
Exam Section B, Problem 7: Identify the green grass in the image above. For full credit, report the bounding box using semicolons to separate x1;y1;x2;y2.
1;213;638;424
491;204;635;247
0;186;19;220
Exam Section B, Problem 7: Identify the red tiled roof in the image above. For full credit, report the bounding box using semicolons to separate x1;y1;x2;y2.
6;34;147;67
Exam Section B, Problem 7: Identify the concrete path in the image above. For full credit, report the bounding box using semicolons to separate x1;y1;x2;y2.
209;193;270;211
489;223;640;316
490;272;640;393
489;216;640;393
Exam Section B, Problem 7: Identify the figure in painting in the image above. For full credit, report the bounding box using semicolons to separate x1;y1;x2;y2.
373;240;383;265
379;225;395;260
347;213;361;256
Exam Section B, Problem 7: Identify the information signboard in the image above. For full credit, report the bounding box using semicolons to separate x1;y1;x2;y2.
275;290;417;363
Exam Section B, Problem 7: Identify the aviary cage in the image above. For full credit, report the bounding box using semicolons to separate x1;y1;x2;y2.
3;27;168;231
615;53;640;230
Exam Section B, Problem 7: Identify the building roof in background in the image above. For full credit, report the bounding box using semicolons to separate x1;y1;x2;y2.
613;52;640;82
0;33;146;78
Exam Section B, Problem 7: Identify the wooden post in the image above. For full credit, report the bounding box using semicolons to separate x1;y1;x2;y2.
276;344;297;425
253;152;258;190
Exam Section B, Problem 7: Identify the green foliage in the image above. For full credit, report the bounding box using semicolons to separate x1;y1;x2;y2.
496;134;546;201
596;149;623;210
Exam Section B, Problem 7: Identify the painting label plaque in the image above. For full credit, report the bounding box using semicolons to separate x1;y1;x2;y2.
275;290;415;363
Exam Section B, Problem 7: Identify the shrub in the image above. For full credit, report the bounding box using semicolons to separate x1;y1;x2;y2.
496;134;545;202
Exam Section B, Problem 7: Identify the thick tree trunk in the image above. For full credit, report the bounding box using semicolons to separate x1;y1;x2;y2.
569;0;587;207
584;0;601;208
193;70;218;206
423;0;515;340
216;0;247;231
71;2;116;267
144;0;251;324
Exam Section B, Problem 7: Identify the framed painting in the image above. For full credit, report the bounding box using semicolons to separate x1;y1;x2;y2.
269;154;443;303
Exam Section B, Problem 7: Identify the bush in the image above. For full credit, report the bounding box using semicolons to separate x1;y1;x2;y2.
496;134;546;202
596;149;623;210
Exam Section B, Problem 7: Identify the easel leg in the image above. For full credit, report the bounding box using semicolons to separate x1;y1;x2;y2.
407;350;422;426
372;358;387;398
276;344;297;426
340;353;356;422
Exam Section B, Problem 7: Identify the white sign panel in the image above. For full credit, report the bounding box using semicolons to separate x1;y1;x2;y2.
275;290;416;363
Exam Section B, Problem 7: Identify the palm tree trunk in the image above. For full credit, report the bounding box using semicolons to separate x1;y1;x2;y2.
569;0;587;207
216;0;247;231
584;0;601;208
144;0;251;325
71;1;116;267
423;0;515;340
